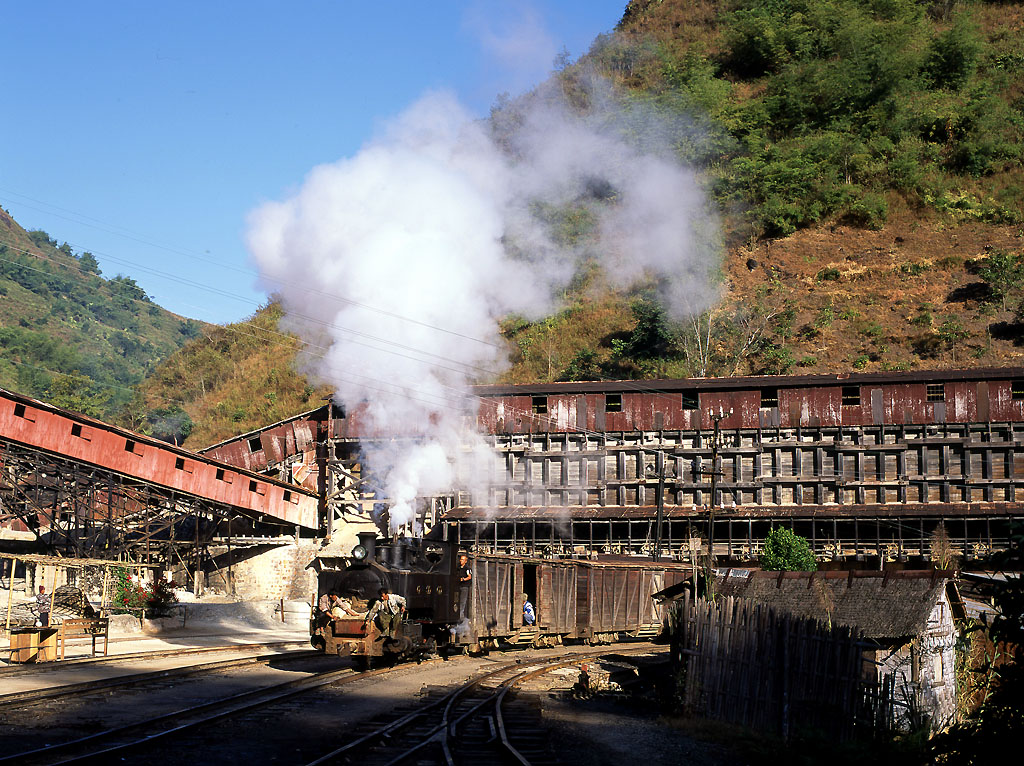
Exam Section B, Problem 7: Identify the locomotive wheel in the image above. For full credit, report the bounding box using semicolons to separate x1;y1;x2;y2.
310;636;326;652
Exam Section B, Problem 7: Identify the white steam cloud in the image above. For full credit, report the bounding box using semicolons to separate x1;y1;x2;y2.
247;75;719;533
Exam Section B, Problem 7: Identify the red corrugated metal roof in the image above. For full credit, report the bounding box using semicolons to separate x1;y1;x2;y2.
0;387;318;530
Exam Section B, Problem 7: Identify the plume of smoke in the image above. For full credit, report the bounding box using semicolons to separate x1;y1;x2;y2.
247;75;719;533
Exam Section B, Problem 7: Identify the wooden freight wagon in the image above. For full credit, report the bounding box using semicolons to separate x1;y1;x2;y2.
469;554;570;646
575;559;692;643
466;553;692;648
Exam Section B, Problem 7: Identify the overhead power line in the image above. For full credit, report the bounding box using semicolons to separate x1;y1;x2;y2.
0;188;499;347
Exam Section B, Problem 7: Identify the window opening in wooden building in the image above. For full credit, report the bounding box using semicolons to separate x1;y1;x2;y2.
247;435;262;453
605;394;623;412
1012;379;1024;400
927;383;945;402
681;390;699;410
531;396;548;415
842;386;861;406
761;388;779;408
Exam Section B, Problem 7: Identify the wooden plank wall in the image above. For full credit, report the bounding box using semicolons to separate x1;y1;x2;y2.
473;559;513;636
668;594;900;740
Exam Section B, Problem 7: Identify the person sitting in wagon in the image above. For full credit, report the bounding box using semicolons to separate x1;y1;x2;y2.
522;594;536;626
364;587;406;639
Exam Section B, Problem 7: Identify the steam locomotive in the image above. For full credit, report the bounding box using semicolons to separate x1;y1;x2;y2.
309;532;693;665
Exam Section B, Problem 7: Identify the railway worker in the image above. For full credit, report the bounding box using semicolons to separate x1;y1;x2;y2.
457;553;472;620
364;587;406;639
329;593;359;619
35;585;50;628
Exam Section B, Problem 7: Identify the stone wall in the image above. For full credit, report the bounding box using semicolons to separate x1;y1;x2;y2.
199;540;319;602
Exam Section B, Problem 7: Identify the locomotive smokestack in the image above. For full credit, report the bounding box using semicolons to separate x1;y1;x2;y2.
357;531;377;563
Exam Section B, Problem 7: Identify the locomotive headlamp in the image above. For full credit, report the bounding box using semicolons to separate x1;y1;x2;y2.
351;544;368;561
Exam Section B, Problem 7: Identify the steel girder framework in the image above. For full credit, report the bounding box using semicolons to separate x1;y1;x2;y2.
0;438;266;567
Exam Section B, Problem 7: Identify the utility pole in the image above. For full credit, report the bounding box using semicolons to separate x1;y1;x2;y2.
653;450;666;562
317;396;332;539
703;409;730;601
194;505;202;598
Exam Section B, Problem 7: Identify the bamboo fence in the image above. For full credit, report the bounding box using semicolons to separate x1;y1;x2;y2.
668;593;899;740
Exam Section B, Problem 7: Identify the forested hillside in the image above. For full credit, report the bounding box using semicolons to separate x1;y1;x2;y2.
0;207;202;422
499;0;1024;383
131;303;332;447
23;0;1024;449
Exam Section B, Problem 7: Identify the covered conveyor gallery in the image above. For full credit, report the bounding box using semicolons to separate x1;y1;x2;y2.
0;388;318;579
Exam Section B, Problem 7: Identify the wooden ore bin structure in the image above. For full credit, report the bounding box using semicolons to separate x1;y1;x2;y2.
466;553;693;649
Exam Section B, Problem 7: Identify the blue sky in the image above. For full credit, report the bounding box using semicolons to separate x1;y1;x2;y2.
0;1;626;324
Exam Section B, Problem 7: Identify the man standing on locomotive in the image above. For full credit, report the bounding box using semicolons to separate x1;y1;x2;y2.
457;553;472;621
364;587;406;639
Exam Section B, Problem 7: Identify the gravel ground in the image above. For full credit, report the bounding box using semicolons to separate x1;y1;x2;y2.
2;644;748;765
540;693;746;766
521;652;748;766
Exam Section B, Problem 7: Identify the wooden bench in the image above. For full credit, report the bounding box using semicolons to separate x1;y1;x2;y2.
58;617;109;659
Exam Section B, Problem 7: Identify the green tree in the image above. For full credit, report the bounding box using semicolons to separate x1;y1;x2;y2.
924;13;982;91
623;296;677;360
560;349;602;382
759;344;796;374
46;371;111;418
78;251;101;275
938;316;969;363
144;405;194;445
760;526;817;571
977;250;1024;310
931;528;1023;763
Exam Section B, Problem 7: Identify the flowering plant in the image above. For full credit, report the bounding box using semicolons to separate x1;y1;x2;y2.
110;568;179;617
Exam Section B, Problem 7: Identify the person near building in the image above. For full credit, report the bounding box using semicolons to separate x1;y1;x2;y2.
457;553;472;621
364;587;406;639
522;594;536;626
35;585;51;628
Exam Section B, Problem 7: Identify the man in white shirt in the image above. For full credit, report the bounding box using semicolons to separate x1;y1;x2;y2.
364;587;406;638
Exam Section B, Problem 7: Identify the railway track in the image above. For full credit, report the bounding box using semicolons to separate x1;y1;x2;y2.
0;639;308;674
1;644;663;766
0;647;320;709
0;656;404;766
304;645;661;766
